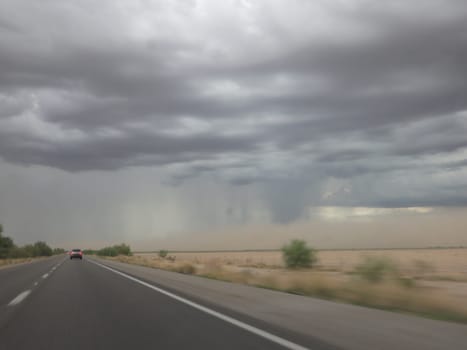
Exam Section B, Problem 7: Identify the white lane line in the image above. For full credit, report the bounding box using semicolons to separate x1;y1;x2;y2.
8;290;32;306
89;260;310;350
7;258;65;306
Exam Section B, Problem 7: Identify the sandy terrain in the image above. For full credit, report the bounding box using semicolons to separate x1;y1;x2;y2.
120;248;467;322
139;248;467;276
139;248;467;304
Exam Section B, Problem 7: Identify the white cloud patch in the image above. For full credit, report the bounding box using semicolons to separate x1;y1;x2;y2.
316;206;434;222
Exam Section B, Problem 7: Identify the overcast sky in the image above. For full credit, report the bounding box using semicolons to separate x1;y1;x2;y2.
1;0;466;249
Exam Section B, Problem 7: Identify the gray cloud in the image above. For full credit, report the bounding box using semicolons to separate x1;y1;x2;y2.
1;0;467;226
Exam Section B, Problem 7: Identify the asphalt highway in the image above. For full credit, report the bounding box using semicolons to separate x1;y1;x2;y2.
0;256;337;350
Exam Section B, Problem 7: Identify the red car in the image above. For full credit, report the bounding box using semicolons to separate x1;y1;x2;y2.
70;248;83;260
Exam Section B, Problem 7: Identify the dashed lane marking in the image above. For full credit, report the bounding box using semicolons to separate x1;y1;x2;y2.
8;290;32;306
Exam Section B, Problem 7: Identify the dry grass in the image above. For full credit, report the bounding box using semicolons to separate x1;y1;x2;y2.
140;248;467;282
0;257;42;268
153;248;467;275
108;248;467;323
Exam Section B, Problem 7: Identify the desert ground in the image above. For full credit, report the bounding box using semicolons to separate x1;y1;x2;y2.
138;248;467;276
121;248;467;322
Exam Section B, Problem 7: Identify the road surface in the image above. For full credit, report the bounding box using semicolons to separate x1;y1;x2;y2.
1;256;467;350
0;256;334;350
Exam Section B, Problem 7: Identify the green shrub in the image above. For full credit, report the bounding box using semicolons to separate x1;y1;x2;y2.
159;249;168;258
7;246;29;258
282;239;317;268
0;225;56;259
8;241;53;258
32;241;53;256
0;235;14;259
52;248;66;255
97;246;117;256
354;256;399;283
114;243;131;256
97;243;132;257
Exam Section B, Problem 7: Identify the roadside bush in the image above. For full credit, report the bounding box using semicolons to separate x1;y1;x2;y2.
354;256;399;283
7;246;29;258
22;244;35;257
113;243;131;256
9;241;53;258
0;235;14;259
0;224;14;259
97;243;132;257
174;263;196;275
52;248;66;255
159;249;168;258
32;241;53;256
97;246;117;256
282;239;317;268
0;224;56;259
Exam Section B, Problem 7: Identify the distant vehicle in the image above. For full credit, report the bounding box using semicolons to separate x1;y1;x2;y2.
70;248;83;260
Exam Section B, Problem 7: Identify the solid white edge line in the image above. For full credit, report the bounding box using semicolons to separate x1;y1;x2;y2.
8;290;32;306
88;259;310;350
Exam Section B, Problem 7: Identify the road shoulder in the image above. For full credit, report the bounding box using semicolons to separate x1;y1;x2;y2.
89;256;467;350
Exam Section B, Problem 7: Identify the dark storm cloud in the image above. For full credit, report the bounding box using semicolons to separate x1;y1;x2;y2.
1;0;467;217
0;125;257;171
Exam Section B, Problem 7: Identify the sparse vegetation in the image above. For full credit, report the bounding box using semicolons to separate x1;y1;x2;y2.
97;243;132;257
0;224;63;264
282;239;317;268
52;248;66;255
173;263;196;274
352;256;417;288
0;224;14;259
353;256;399;283
101;248;467;324
412;259;435;278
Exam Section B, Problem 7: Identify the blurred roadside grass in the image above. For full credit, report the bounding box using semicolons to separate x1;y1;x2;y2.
0;257;41;268
105;255;467;323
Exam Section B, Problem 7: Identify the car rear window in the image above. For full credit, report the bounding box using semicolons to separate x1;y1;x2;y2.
72;249;81;252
